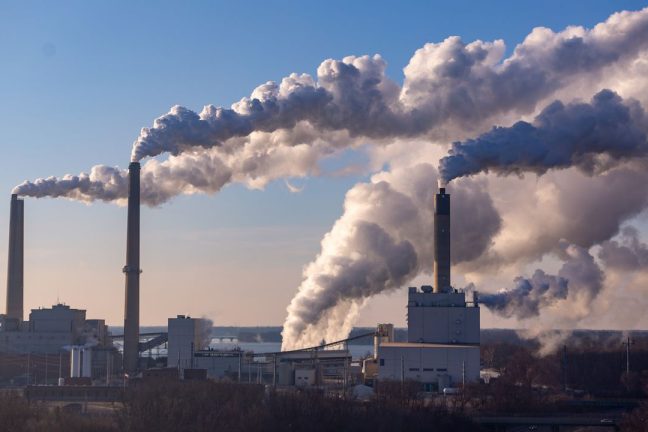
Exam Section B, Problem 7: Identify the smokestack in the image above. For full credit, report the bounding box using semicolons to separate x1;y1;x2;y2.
434;181;451;293
123;162;141;373
6;194;24;321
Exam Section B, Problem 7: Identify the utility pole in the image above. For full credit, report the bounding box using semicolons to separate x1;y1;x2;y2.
400;355;405;394
623;337;635;376
462;360;466;389
106;352;111;385
273;355;277;387
238;353;242;383
561;345;568;391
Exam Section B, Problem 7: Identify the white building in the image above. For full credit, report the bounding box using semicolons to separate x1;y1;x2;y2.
377;184;481;392
377;286;480;392
0;304;109;354
167;315;209;370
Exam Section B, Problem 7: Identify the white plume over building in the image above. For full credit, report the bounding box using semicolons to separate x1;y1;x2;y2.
11;7;648;352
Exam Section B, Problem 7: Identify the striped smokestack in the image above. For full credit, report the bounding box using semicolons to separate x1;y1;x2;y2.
123;162;141;373
434;181;451;293
6;194;24;321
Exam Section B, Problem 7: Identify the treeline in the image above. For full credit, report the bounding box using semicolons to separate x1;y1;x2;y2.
0;382;482;432
120;381;480;432
481;340;648;397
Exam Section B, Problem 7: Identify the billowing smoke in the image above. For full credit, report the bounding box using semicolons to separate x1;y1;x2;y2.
16;8;648;206
281;164;500;349
477;271;569;319
439;90;648;183
11;7;648;351
478;242;603;321
599;226;648;270
13;124;345;206
130;8;648;163
197;318;214;351
13;165;129;204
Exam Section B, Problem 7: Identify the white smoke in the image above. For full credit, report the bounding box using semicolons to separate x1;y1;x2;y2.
439;90;648;183
130;7;648;163
281;164;500;349
11;7;648;352
16;7;648;207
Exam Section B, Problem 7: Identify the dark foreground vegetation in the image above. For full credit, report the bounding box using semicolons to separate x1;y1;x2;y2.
2;334;648;432
0;382;480;432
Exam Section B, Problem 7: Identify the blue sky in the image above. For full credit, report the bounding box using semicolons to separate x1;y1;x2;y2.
0;0;645;326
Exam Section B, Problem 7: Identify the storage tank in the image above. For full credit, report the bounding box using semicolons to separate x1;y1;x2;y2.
81;348;92;378
70;347;81;378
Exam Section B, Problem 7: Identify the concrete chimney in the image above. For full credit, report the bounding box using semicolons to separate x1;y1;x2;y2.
122;162;141;373
6;194;24;321
434;184;451;293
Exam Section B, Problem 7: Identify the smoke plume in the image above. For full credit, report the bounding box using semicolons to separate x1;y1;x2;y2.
599;226;648;270
130;7;648;163
479;243;603;321
11;7;648;351
439;90;648;183
281;164;500;349
477;271;569;320
16;8;648;206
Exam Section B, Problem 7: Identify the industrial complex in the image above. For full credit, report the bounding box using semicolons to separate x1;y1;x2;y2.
0;165;480;393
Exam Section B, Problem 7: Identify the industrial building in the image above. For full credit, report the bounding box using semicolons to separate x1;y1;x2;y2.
0;195;119;384
2;165;479;395
375;183;481;391
0;304;109;354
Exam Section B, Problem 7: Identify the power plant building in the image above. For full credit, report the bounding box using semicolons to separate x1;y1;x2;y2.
0;304;110;354
376;184;480;391
1;195;118;385
167;315;209;370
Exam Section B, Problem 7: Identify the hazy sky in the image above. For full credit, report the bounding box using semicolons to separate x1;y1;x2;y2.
0;0;645;328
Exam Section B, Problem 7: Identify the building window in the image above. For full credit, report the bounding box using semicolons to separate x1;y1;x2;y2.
423;368;434;372
379;359;385;366
408;368;419;372
437;368;447;372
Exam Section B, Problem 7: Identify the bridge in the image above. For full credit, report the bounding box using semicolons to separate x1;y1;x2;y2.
110;332;168;353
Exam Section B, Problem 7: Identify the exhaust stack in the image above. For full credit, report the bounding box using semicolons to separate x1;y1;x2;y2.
123;162;141;373
6;194;24;321
434;181;451;293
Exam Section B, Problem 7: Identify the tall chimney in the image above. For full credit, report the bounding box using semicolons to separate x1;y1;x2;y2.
123;162;141;373
6;194;24;321
434;181;451;293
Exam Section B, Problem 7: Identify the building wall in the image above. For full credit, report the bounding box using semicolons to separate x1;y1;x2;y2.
408;306;480;344
167;316;204;369
407;290;479;344
0;331;74;354
29;304;86;335
377;344;479;388
194;354;241;379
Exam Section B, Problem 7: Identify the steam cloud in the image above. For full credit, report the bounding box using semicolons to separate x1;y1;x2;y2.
130;7;648;162
11;8;648;351
599;226;648;270
439;90;648;183
16;8;648;206
478;243;603;321
281;164;500;349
